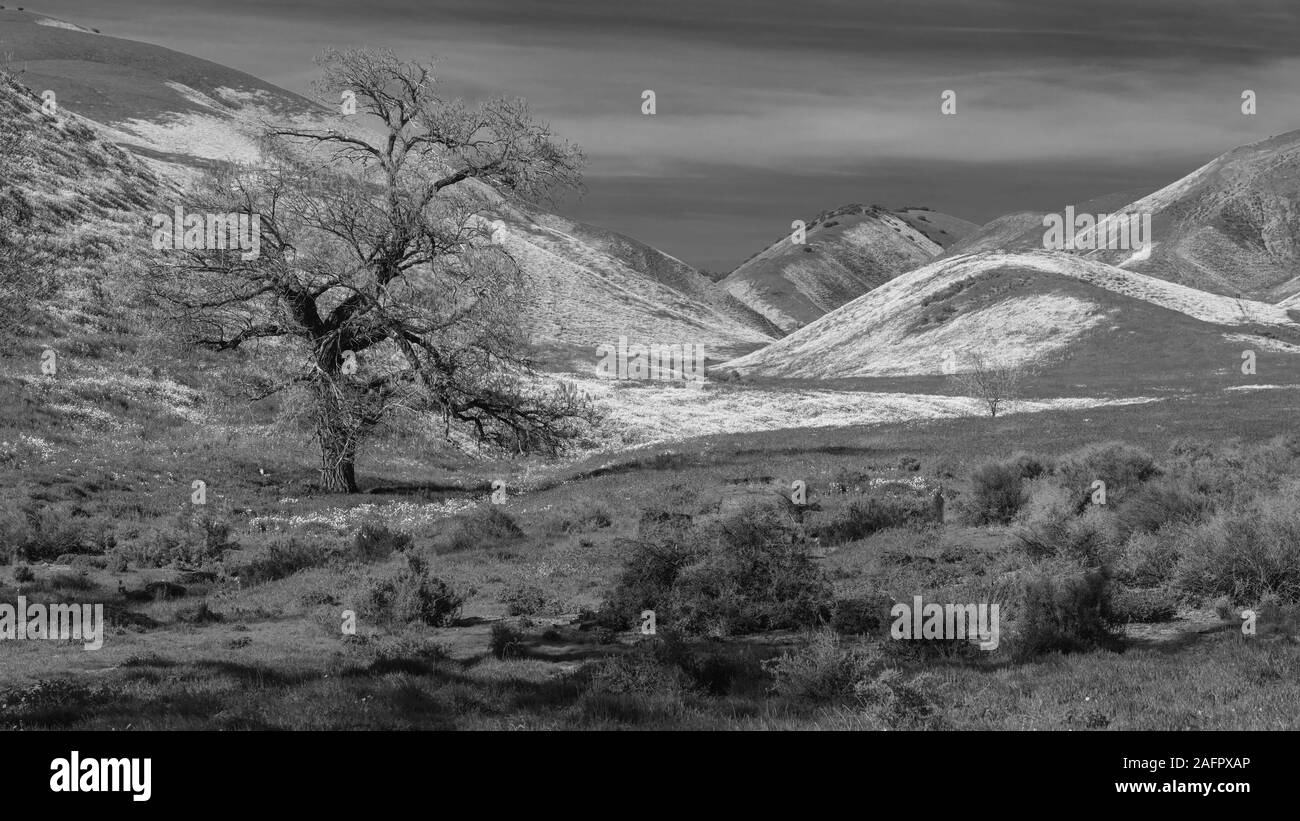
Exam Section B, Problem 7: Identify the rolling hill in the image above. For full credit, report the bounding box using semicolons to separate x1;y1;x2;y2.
720;203;976;334
0;68;159;320
945;211;1046;256
947;131;1300;306
0;9;774;358
945;191;1153;257
1085;131;1300;303
723;250;1300;389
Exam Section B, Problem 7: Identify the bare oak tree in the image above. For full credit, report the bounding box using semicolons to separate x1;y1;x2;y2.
150;49;596;492
951;352;1027;418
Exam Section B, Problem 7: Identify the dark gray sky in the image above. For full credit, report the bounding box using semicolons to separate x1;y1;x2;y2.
32;0;1300;272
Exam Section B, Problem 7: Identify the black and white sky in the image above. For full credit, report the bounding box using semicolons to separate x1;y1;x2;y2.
33;0;1300;272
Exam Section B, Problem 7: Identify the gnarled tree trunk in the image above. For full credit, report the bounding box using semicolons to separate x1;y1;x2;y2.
315;377;360;493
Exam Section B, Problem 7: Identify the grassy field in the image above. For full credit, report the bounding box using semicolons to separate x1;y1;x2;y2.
3;339;1299;729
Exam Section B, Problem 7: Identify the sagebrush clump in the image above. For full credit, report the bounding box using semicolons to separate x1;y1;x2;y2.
352;522;413;561
443;506;524;553
1173;497;1300;603
961;452;1049;525
1014;564;1121;658
814;495;933;545
600;503;832;637
1055;441;1158;511
230;539;329;586
361;554;465;627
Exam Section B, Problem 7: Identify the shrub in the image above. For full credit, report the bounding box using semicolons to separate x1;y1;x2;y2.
43;571;95;593
1110;587;1178;623
197;515;235;555
1011;482;1115;566
831;594;892;636
545;504;612;535
443;506;524;553
577;646;697;699
489;623;526;659
763;631;934;723
636;508;693;543
1055;441;1158;511
360;554;464;627
175;601;223;624
666;545;831;637
230;539;329;586
597;539;696;630
106;553;128;573
1173;499;1300;603
962;453;1048;525
352;522;413;561
81;518;117;554
600;504;833;637
1115;529;1179;587
666;509;832;637
815;495;932;545
500;584;547;616
59;554;107;570
675;649;762;697
1115;478;1210;542
12;564;34;583
13;507;83;561
1015;565;1121;658
1166;437;1215;465
764;630;876;702
125;512;236;568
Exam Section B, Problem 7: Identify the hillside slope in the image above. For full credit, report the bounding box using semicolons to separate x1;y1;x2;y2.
947;132;1300;304
0;8;324;177
724;251;1300;388
0;70;159;314
946;211;1046;256
893;207;979;248
0;10;774;356
1087;131;1300;302
945;191;1152;257
720;204;971;334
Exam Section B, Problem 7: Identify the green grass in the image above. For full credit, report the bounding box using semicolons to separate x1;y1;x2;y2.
1;387;1298;729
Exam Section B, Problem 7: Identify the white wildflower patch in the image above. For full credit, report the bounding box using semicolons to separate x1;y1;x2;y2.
248;498;478;535
570;373;1156;452
1222;333;1300;354
0;434;57;467
47;403;123;429
14;363;205;425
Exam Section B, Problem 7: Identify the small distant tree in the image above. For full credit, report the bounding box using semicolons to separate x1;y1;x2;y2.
952;353;1026;418
150;48;597;492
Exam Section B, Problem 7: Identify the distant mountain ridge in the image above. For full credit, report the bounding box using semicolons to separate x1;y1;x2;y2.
720;203;977;334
